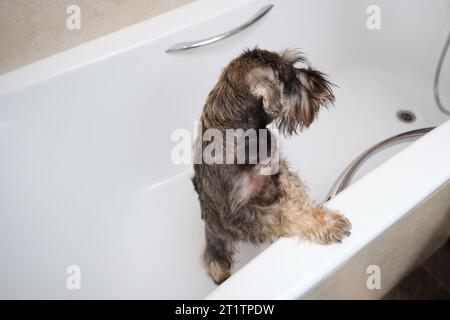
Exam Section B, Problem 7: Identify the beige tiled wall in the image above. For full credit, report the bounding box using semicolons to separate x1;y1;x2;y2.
0;0;196;75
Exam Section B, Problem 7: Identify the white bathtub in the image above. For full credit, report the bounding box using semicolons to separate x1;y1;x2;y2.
0;0;449;299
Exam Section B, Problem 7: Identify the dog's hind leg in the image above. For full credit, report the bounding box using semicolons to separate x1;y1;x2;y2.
203;225;235;285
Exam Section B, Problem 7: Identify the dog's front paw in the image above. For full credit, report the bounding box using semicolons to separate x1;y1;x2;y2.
319;211;352;244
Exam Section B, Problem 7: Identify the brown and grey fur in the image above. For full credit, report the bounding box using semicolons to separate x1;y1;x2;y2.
192;48;351;285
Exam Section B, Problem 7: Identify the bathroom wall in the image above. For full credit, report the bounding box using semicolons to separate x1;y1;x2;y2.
303;181;450;299
0;0;196;75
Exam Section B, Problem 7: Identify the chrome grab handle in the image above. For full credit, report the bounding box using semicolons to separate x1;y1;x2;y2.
165;4;274;53
325;127;435;201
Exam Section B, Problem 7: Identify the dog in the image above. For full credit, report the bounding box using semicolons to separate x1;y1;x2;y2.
192;48;351;285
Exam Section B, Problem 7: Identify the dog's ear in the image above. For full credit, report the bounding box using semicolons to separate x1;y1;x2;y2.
277;50;335;134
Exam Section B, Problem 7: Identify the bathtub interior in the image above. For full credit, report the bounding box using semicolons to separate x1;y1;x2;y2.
0;0;449;299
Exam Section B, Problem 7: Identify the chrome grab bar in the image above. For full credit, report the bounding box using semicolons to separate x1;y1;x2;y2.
325;127;435;201
165;4;274;53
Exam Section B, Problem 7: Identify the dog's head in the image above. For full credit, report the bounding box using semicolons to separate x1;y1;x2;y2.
201;48;335;135
246;49;336;135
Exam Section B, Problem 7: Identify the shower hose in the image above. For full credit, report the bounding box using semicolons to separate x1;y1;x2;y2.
434;32;450;115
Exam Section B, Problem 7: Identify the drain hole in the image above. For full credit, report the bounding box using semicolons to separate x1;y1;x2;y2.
397;110;416;123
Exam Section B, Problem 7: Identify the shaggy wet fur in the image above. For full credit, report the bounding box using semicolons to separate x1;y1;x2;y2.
192;48;351;284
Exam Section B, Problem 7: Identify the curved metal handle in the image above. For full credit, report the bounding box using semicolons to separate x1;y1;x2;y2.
166;4;274;53
325;127;435;201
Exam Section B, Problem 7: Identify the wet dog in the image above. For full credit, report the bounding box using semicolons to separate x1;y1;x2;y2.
192;48;351;284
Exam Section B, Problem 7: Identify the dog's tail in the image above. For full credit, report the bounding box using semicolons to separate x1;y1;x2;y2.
203;48;335;135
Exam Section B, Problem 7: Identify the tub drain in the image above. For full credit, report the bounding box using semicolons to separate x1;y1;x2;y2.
397;110;416;123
